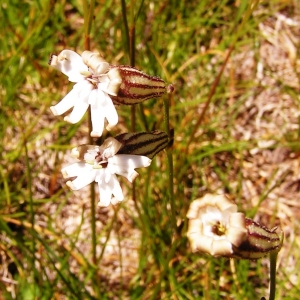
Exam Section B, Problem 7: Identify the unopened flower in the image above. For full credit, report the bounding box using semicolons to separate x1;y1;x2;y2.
49;50;122;137
61;137;151;207
187;194;282;259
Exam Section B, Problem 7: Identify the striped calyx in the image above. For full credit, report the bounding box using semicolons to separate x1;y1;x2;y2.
232;218;283;260
115;131;169;159
109;66;167;105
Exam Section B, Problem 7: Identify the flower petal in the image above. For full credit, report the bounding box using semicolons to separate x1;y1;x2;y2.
64;82;92;123
98;72;122;97
97;173;124;206
108;155;151;181
211;239;233;256
108;174;124;200
65;166;97;190
226;227;246;247
51;50;88;82
89;90;105;137
104;94;118;128
190;234;214;253
50;87;78;116
110;155;151;169
61;162;88;178
97;88;118;129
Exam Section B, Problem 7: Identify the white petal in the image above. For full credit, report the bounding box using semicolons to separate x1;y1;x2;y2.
61;162;88;178
67;168;97;190
108;174;124;200
103;93;118;127
90;90;105;137
88;89;98;106
97;188;112;207
107;155;151;182
53;50;88;82
97;88;118;128
97;173;124;206
50;87;78;116
64;82;92;123
111;197;123;205
64;102;89;123
104;169;112;183
211;240;233;256
110;155;152;169
116;169;139;182
107;163;138;182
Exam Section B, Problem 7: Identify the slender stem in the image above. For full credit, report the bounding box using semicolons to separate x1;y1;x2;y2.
129;22;136;205
268;250;278;300
163;98;170;137
122;0;137;201
121;0;130;59
24;140;36;297
163;96;176;229
268;232;283;300
82;1;98;295
129;24;135;67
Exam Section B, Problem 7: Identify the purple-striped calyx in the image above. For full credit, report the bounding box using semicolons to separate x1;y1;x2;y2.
109;66;168;105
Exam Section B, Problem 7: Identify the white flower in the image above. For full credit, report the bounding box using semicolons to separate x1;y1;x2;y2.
49;50;122;137
187;194;247;257
61;138;151;207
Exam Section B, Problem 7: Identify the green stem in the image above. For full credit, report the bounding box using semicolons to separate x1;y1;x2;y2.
163;97;176;229
83;0;99;296
24;140;36;297
122;0;137;200
268;231;283;300
268;250;277;300
121;0;130;60
129;24;136;202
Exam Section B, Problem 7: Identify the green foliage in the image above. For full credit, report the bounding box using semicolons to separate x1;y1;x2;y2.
1;0;299;299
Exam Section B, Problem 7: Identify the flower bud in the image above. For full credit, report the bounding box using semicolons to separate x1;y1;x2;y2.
109;66;167;105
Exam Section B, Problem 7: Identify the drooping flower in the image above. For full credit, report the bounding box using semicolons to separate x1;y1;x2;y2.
49;50;122;137
61;137;152;207
187;194;247;256
187;194;282;259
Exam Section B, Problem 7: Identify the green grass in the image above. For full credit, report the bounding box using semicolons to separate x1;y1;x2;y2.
1;0;300;299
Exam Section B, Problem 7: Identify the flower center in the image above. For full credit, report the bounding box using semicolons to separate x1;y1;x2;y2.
93;152;107;166
212;221;226;236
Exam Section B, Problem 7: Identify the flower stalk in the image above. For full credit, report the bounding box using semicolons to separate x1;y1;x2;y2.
268;232;283;300
82;1;97;289
163;96;176;229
